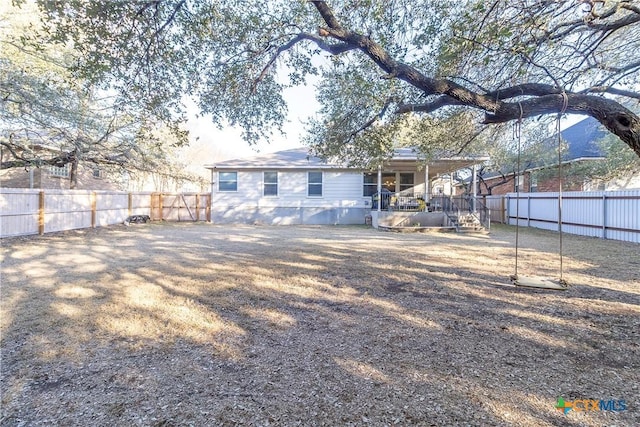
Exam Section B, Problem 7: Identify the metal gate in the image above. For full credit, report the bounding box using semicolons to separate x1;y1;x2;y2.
150;193;211;222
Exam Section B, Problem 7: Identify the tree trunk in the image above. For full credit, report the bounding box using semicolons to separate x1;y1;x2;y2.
69;151;78;189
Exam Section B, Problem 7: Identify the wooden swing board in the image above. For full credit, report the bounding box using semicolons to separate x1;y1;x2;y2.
510;275;568;290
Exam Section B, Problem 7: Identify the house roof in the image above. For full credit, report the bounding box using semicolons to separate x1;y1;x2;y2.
204;148;342;170
205;147;488;177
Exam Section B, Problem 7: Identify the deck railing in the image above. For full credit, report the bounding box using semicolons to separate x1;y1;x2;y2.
432;195;491;229
372;192;491;228
372;191;427;211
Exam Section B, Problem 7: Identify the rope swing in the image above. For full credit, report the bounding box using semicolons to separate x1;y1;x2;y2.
509;95;568;290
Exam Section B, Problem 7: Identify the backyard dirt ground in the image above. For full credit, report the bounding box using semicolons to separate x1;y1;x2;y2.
1;223;639;426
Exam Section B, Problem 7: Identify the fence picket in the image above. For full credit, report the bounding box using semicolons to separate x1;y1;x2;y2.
505;190;640;243
1;189;210;238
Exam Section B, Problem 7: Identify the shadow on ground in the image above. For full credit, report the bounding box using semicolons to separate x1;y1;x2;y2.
1;223;638;426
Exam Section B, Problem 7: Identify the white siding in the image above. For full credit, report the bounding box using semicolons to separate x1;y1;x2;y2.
212;170;369;209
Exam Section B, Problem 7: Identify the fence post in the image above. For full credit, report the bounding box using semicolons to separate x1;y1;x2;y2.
91;192;97;228
196;194;201;221
128;193;133;217
506;195;510;225
602;193;607;239
38;190;45;235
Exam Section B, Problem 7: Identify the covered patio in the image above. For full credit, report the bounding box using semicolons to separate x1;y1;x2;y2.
367;148;489;231
368;148;488;211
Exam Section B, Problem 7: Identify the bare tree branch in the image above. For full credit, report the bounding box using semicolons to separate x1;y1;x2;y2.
251;33;355;93
582;86;640;99
346;98;395;141
309;1;640;157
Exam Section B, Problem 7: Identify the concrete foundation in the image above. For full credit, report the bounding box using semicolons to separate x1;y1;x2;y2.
211;206;370;225
372;211;454;231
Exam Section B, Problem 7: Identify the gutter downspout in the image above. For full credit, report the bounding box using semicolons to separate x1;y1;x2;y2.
210;168;215;196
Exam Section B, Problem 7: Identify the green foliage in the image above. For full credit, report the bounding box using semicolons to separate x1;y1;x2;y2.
563;132;640;184
6;0;640;169
437;0;640;90
0;1;197;185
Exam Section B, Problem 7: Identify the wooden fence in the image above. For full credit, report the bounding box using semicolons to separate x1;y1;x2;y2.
497;190;639;244
0;189;210;238
150;193;211;222
484;195;506;225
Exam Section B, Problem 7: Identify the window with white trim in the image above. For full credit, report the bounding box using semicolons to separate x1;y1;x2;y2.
49;164;70;178
93;168;104;179
263;171;278;196
363;173;377;197
308;171;323;196
364;172;411;196
399;173;414;193
218;171;238;192
530;174;538;192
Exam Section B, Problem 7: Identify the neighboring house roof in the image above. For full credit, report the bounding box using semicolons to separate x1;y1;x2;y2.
560;116;607;160
205;147;488;176
471;117;607;183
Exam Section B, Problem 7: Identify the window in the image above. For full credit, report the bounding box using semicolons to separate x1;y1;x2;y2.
263;171;278;196
308;172;323;196
381;173;396;192
363;172;407;196
219;171;238;192
530;174;538;192
93;168;104;179
49;164;69;178
363;173;378;197
399;173;414;193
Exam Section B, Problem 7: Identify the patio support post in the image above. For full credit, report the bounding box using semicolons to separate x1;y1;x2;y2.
449;173;454;214
424;165;429;204
377;164;382;212
472;164;477;212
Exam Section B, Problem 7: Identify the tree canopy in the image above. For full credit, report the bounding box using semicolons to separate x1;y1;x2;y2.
0;1;209;189
5;0;640;169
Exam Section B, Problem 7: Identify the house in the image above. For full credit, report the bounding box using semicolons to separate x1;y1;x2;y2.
461;116;640;196
0;144;120;190
204;147;487;225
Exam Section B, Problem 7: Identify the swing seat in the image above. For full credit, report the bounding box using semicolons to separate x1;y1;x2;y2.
510;274;568;290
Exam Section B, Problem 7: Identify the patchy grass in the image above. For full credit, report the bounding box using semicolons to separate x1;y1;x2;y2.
1;223;639;426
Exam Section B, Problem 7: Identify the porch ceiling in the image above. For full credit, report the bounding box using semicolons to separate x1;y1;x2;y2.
384;157;488;178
